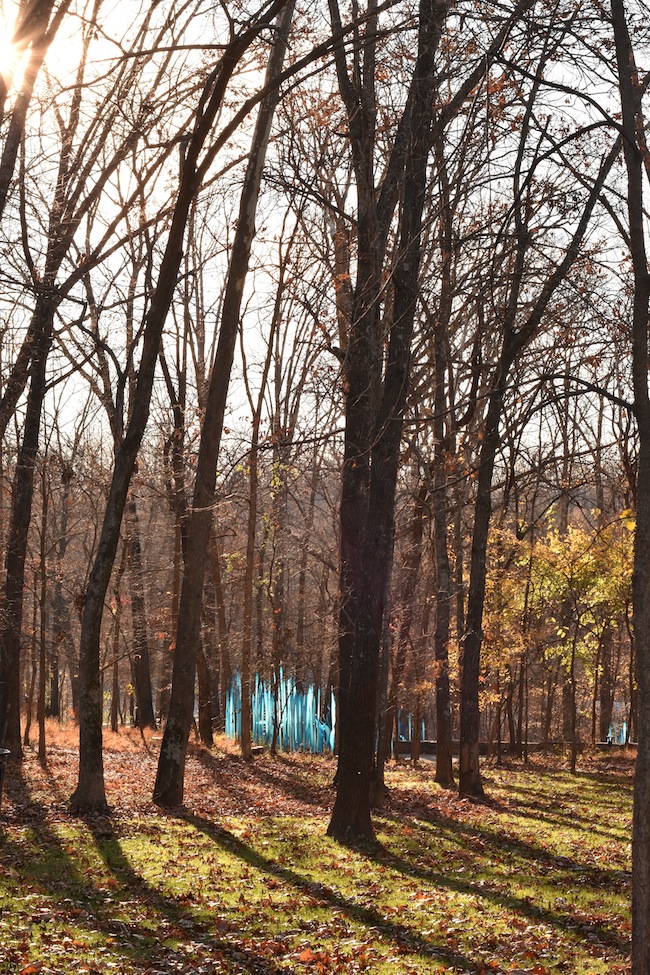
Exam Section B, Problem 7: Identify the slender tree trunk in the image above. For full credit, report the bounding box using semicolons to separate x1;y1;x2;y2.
196;641;213;746
458;136;618;796
209;529;231;724
240;288;281;759
506;667;516;756
599;627;615;742
459;385;503;797
38;464;48;765
569;631;578;774
154;2;295;806
432;461;454;786
0;299;56;758
124;494;155;728
23;582;38;747
50;469;74;721
70;8;285;810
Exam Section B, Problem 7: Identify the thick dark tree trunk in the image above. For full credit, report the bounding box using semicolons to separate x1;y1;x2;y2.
328;0;440;839
610;4;650;971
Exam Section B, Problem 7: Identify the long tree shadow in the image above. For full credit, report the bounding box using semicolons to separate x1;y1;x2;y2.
385;780;631;884
476;793;630;845
183;753;629;957
0;769;165;969
409;802;629;886
182;810;500;974
1;767;303;974
371;811;629;955
386;771;630;845
187;743;332;813
500;770;633;816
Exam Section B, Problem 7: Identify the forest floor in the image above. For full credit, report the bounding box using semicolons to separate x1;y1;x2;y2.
0;724;633;975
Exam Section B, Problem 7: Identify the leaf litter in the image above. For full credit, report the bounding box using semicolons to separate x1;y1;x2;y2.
0;729;633;975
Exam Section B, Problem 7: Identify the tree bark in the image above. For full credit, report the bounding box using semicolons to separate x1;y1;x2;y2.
124;494;156;728
610;4;650;970
153;0;295;806
196;641;213;747
0;299;56;757
328;0;440;839
70;6;287;811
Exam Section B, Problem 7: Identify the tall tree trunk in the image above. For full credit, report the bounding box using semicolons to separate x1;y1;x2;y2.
196;641;213;746
239;268;283;759
50;464;75;721
610;5;650;970
209;529;231;725
124;493;155;728
154;1;295;806
0;299;56;758
599;627;615;742
70;7;286;811
38;462;48;765
328;0;440;839
432;440;454;786
23;579;38;747
458;137;619;796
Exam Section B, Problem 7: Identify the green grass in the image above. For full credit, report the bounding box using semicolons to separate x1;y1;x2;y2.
0;742;632;974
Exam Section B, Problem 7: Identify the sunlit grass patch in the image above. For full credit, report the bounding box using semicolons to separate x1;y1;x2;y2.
0;745;632;974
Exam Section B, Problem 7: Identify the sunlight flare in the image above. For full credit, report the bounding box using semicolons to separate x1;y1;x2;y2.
0;0;22;89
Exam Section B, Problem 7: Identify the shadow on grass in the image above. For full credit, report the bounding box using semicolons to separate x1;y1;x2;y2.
0;767;162;969
1;750;632;973
188;743;332;813
1;767;304;974
482;788;630;844
386;767;628;840
182;810;487;974
370;809;629;956
179;750;629;961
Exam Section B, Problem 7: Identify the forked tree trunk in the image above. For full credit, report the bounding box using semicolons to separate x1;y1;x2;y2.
328;0;440;839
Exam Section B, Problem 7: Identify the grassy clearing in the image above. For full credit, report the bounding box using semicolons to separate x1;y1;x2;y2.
0;730;632;975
